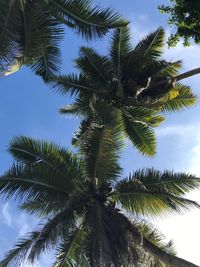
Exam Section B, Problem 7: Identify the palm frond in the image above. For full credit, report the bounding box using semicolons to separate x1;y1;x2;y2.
0;136;83;206
0;163;69;204
110;26;131;78
51;74;97;96
80;119;123;182
21;2;63;80
161;84;197;112
26;200;80;263
133;27;165;58
59;99;90;117
47;0;127;39
75;47;111;84
123;106;165;127
53;224;86;267
8;136;80;179
159;60;182;77
0;231;41;267
122;28;165;81
133;219;176;266
0;0;23;71
130;168;200;195
20;198;66;217
5;196;84;267
112;169;200;216
0;1;64;80
122;114;156;156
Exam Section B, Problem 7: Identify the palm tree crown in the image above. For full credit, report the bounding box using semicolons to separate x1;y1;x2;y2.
0;0;127;80
52;27;197;156
0;134;199;267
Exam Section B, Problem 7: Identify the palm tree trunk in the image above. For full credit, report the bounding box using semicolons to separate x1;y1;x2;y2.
142;237;199;267
175;67;200;81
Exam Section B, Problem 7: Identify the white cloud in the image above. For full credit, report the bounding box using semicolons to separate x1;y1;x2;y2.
2;203;12;227
156;125;195;138
153;122;200;264
187;135;200;176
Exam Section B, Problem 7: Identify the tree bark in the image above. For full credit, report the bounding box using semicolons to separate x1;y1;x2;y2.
175;67;200;81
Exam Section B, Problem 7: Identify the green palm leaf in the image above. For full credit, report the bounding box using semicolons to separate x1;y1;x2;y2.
0;231;42;267
8;136;80;179
0;163;69;204
161;84;197;112
47;0;127;39
75;47;111;84
122;113;156;156
52;74;102;96
133;219;175;266
0;137;199;267
0;0;126;79
110;26;131;78
159;60;182;77
123;106;165;127
20;198;66;217
133;27;165;58
131;168;200;195
80;120;123;181
113;169;200;216
53;224;87;267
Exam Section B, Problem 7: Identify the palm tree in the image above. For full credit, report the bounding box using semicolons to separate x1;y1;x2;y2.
0;0;126;80
51;27;197;156
0;133;199;267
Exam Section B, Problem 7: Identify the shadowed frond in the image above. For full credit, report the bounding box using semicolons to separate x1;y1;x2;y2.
110;26;131;77
51;74;97;96
47;0;127;39
26;200;81;263
133;27;165;59
53;224;86;267
133;219;176;266
0;231;41;267
20;198;66;217
0;0;126;79
1;198;83;266
75;47;112;84
80;119;123;181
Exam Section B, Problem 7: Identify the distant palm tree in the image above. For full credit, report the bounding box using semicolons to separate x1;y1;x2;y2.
52;27;197;156
0;134;199;267
0;0;126;80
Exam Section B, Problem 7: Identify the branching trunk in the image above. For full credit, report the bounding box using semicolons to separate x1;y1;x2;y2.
175;67;200;81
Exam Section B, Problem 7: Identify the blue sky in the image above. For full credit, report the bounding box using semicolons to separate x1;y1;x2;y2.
1;0;200;266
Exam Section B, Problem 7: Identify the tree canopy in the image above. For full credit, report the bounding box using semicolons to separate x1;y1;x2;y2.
159;0;200;46
0;0;126;80
0;135;199;266
52;27;197;157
